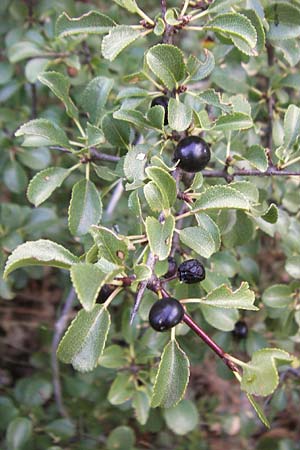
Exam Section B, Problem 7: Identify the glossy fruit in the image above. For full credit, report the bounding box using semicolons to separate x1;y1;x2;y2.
232;320;248;339
151;95;169;125
163;256;177;279
97;284;115;303
173;136;211;172
178;259;205;284
149;297;184;332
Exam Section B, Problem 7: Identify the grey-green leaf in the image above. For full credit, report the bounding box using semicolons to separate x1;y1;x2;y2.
179;226;216;258
102;26;141;61
194;185;249;211
15;119;70;148
68;179;102;236
4;240;79;278
145;216;175;261
168;98;193;132
27;167;70;207
146;44;185;90
38;71;78;119
151;339;190;408
70;263;107;311
56;11;115;37
80;77;114;126
57;305;110;372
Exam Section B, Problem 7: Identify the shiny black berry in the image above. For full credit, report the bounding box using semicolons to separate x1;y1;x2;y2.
151;95;169;125
149;297;184;332
97;284;115;304
178;259;205;284
163;256;177;279
232;320;248;339
173;136;211;173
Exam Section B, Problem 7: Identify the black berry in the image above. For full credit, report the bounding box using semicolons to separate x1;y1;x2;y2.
97;284;115;303
178;259;205;284
232;320;248;339
149;297;184;332
173;136;211;173
151;95;169;125
163;256;177;279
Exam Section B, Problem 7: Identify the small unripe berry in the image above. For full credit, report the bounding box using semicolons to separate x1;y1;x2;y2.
151;95;169;125
178;259;206;284
97;284;115;304
149;297;184;332
163;256;177;279
173;136;211;173
232;320;248;339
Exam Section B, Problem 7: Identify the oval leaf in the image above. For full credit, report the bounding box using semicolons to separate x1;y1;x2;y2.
27;167;70;207
151;339;190;408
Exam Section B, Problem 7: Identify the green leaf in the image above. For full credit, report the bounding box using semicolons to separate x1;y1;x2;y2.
6;417;32;450
146;44;185;90
91;225;128;265
25;58;50;83
214;112;253;131
27;167;70;207
113;0;138;13
132;390;150;425
144;182;165;212
261;203;278;224
69;179;102;236
151;339;190;408
147;105;164;131
242;9;265;54
262;284;293;308
208;0;244;13
285;104;300;148
45;419;76;440
70;263;107;311
240;348;293;396
179;226;216;258
106;426;135;450
15;119;70;148
244;145;268;171
123;145;147;189
3;161;27;194
57;305;110;372
196;89;232;113
102;113;130;147
265;3;300;41
87;123;105;146
108;372;135;405
247;394;270;428
56;11;115;37
229;181;259;204
102;25;141;61
205;13;257;55
187;282;258;310
168;98;193;132
4;240;79;278
163;400;199;435
145;216;175;261
80;77;114;126
194;185;249;212
8;41;44;63
99;345;127;368
38;71;78;119
113;109;152;130
201;306;238;331
195;213;221;251
146;166;177;208
285;256;300;279
186;50;215;81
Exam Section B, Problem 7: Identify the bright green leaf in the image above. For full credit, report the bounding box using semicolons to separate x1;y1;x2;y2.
146;44;185;90
56;11;115;37
146;216;175;261
27;167;70;207
102;26;141;61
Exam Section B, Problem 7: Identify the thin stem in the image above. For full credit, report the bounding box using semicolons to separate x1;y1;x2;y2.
30;83;37;119
189;9;210;22
131;252;156;323
135;6;155;26
281;155;300;169
74;118;86;139
90;148;120;163
51;287;76;419
180;0;190;17
266;43;275;153
103;286;123;309
69;140;85;147
104;179;124;220
183;313;239;372
200;168;300;179
85;162;90;180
